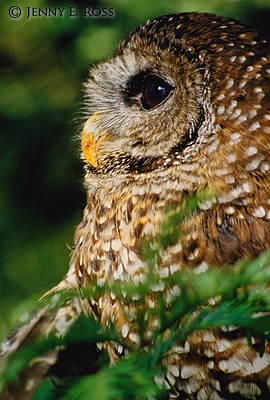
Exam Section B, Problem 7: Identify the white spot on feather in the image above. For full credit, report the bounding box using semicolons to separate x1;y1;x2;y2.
241;352;270;376
252;206;266;218
121;324;129;338
245;156;263;171
166;371;175;386
249;121;260;131
111;239;122;251
194;262;208;275
229;132;242;144
102;241;110;252
238;55;246;63
226;78;234;89
168;364;180;377
246;146;258;156
129;332;140;344
226;153;237;163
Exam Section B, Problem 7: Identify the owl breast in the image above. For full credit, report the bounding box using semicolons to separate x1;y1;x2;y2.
72;156;270;289
72;169;185;286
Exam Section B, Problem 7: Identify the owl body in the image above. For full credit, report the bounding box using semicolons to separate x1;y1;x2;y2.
2;12;270;400
71;12;270;398
69;147;270;399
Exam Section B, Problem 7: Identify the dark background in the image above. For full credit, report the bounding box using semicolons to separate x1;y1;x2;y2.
1;0;270;339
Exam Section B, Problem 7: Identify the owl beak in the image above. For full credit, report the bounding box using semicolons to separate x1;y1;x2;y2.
81;114;100;168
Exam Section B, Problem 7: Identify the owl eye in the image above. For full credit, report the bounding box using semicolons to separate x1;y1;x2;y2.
141;74;174;109
125;72;174;110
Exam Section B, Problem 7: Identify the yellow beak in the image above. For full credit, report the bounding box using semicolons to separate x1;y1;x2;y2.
81;113;100;168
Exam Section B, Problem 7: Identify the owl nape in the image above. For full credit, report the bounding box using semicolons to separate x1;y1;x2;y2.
2;12;270;400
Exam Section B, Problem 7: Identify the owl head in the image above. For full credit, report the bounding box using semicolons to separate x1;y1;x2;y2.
81;12;270;195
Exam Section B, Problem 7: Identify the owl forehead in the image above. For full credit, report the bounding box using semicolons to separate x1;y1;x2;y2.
120;12;259;56
120;13;270;79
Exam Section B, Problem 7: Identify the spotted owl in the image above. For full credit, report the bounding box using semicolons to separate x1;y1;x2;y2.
2;12;270;400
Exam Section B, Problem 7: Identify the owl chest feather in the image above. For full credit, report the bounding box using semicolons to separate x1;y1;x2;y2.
73;178;180;285
72;171;270;287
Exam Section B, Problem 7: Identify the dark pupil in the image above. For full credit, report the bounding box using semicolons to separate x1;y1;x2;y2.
141;75;173;109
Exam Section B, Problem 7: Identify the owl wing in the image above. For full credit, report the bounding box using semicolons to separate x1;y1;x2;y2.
0;273;82;400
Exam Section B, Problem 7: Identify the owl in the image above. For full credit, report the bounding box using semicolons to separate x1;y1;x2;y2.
2;11;270;400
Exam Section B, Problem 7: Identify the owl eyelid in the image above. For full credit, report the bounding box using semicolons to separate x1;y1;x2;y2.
124;70;151;101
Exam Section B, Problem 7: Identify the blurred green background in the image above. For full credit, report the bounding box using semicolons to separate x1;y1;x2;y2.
1;0;270;339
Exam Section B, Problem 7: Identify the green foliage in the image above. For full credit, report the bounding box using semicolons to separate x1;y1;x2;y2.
2;247;270;399
62;353;164;400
